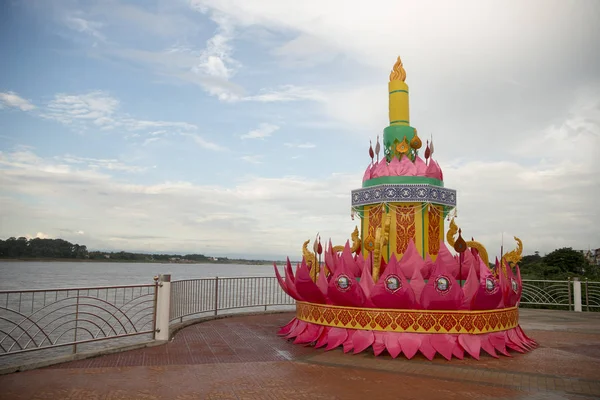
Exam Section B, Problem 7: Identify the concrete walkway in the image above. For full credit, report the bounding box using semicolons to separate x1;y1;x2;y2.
0;309;599;400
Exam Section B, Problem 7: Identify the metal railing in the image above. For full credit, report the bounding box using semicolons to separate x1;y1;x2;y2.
169;276;294;323
584;280;600;311
520;279;572;310
0;284;157;358
1;275;598;366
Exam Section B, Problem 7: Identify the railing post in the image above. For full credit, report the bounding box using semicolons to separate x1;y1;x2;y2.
155;274;171;341
585;278;589;312
568;277;572;311
73;289;80;353
573;277;582;312
214;277;219;316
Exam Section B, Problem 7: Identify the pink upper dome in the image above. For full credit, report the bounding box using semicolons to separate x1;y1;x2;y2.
362;155;443;182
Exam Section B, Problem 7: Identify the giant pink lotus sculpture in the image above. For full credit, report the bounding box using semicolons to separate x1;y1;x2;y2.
274;56;536;360
274;238;536;360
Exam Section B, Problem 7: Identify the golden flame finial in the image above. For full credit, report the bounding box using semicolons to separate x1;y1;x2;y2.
389;56;406;82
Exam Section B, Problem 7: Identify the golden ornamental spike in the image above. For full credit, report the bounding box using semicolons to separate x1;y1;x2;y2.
389;56;407;82
410;129;422;149
395;136;410;154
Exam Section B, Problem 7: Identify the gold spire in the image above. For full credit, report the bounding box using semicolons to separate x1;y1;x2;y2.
389;56;407;82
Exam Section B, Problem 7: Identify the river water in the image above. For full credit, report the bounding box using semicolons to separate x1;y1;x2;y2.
0;261;279;291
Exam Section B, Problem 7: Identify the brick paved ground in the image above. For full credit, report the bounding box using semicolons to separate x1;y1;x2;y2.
0;309;599;400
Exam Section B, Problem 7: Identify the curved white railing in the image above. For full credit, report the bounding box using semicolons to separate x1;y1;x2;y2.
1;276;598;366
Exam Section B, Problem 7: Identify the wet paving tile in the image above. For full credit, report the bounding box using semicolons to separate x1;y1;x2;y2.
0;311;599;399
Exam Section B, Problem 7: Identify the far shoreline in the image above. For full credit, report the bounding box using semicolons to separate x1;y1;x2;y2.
0;258;283;265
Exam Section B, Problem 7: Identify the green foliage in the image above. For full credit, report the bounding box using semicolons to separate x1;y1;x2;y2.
519;247;597;280
0;237;88;259
0;237;267;264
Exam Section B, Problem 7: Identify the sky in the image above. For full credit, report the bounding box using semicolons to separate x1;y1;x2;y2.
0;0;599;260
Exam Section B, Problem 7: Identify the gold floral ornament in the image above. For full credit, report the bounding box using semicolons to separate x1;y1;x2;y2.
389;56;407;82
410;129;422;149
395;136;410;154
364;233;375;252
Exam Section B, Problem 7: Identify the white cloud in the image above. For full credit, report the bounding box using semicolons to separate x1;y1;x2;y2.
55;155;147;173
182;133;226;151
243;85;325;103
1;120;598;258
241;155;263;164
41;91;120;128
64;15;105;41
284;142;316;149
193;14;238;80
37;91;209;147
241;123;279;139
0;91;36;111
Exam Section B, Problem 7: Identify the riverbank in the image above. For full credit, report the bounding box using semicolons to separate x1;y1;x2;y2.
0;258;275;265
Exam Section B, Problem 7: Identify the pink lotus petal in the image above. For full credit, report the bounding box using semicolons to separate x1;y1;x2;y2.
458;334;481;360
285;258;296;282
341;241;361;277
457;249;475;282
507;329;527;353
295;260;327;304
372;159;389;178
362;163;372;182
359;260;375;295
325;327;348;351
480;334;499;358
517;326;538;348
421;254;434;280
430;334;454;361
418;336;437;360
425;158;443;180
488;332;510;357
398;240;424;279
409;267;426;308
315;327;330;349
460;258;479;310
373;332;386;356
452;338;465;359
352;330;375;354
414;155;427;176
398;155;417;176
388;156;402;176
277;318;298;336
471;259;503;310
273;263;292;297
327;256;367;308
503;330;525;353
284;270;304;301
399;333;421;359
504;262;520;307
384;332;402;358
316;265;329;297
342;330;356;353
515;264;524;305
420;252;464;310
294;323;322;344
436;242;460;279
370;253;417;309
286;320;308;340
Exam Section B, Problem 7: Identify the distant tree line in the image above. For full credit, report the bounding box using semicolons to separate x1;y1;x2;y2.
518;247;598;280
0;236;270;264
0;237;216;262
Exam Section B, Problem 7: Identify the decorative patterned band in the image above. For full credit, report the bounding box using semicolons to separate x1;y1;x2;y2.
351;183;457;207
296;302;519;334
